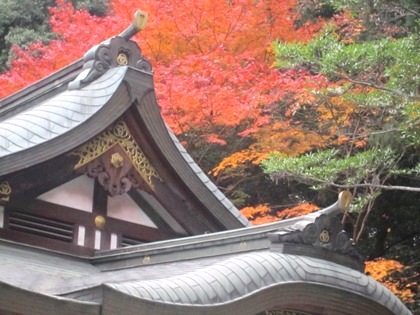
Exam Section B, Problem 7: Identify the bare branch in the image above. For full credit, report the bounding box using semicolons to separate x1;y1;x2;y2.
272;173;420;192
331;182;420;192
396;3;420;18
337;73;412;99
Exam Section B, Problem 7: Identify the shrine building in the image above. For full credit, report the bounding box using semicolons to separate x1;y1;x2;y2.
0;10;412;315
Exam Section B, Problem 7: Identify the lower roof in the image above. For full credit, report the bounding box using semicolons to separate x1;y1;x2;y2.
0;212;412;315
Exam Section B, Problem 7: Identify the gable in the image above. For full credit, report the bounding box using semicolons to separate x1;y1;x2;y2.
0;26;249;256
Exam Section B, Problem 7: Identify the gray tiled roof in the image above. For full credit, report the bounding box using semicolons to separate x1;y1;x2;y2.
0;225;412;315
0;242;98;294
0;67;127;157
105;251;409;315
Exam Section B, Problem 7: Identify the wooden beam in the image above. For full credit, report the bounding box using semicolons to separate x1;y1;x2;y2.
0;229;94;256
93;180;108;216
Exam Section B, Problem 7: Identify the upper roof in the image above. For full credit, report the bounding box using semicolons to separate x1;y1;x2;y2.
0;66;126;157
0;13;249;237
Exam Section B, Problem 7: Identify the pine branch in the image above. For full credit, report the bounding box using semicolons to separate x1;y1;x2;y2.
272;172;420;192
336;72;415;99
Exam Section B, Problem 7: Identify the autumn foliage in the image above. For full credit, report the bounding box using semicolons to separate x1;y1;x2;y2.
240;202;319;225
0;0;326;154
0;0;122;98
1;1;418;310
366;258;417;304
0;0;331;206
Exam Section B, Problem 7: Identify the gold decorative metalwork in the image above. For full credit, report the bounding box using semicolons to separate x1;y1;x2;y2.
111;152;124;168
117;52;129;66
71;120;161;189
338;190;352;212
133;10;148;30
319;229;330;243
239;241;247;250
95;215;106;229
0;181;11;202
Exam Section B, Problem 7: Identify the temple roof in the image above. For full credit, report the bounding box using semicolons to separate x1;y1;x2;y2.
0;204;411;315
0;67;126;157
0;11;412;315
0;50;249;234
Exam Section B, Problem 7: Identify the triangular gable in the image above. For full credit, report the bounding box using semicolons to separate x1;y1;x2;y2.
0;12;249;256
38;175;95;212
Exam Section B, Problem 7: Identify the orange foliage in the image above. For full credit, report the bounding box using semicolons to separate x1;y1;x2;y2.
241;202;319;225
1;0;325;143
156;54;297;135
212;148;269;176
365;258;416;303
277;203;319;220
315;94;356;138
0;0;122;98
0;0;330;215
240;204;271;220
212;119;329;177
333;11;365;44
240;204;279;225
111;0;324;63
252;214;281;225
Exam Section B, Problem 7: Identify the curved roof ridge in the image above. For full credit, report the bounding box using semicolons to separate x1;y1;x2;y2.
0;67;127;157
105;251;410;314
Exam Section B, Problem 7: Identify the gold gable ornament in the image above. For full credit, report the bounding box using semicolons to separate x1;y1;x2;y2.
0;181;11;202
110;152;124;168
70;121;161;195
116;52;129;66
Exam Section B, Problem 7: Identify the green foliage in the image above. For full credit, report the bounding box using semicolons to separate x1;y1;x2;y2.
0;0;55;71
400;101;420;148
5;26;56;48
273;29;420;153
273;30;419;97
265;6;420;286
262;147;398;189
72;0;109;17
0;0;109;72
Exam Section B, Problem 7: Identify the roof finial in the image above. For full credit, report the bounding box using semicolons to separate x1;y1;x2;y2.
119;10;148;41
68;10;151;90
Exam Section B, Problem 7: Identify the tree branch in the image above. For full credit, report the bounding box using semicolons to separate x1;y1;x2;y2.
330;182;420;192
396;3;420;18
333;72;419;100
341;74;409;99
272;173;420;192
386;231;420;250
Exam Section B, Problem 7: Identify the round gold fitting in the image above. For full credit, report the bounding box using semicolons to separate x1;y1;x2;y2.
319;229;330;243
117;52;129;66
95;215;106;229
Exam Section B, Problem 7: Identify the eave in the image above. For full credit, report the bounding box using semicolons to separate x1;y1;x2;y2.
0;202;411;315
